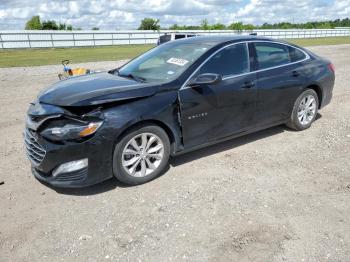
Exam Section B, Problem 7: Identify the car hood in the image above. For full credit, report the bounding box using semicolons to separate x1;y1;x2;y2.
38;72;158;106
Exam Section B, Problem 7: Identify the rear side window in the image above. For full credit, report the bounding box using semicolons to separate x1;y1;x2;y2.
175;34;186;40
199;43;249;77
159;35;171;44
254;42;291;69
289;46;307;62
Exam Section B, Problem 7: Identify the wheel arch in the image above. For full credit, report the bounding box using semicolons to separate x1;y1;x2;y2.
306;84;323;109
116;119;180;155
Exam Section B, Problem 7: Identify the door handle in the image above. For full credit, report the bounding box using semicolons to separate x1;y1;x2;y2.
292;70;300;77
242;81;255;89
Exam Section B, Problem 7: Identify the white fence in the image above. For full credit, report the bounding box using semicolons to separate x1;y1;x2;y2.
0;29;349;49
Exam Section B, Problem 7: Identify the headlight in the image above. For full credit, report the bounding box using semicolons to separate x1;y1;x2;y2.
41;121;102;141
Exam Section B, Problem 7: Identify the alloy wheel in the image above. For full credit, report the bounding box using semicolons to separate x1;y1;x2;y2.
297;95;317;125
122;133;164;177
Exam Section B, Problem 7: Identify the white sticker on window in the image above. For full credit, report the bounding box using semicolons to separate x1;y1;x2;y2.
166;57;189;66
167;71;175;75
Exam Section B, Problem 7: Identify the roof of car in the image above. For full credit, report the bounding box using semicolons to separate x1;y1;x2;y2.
166;35;276;45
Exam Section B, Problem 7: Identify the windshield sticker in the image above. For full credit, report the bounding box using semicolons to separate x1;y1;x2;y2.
166;57;189;66
167;71;175;75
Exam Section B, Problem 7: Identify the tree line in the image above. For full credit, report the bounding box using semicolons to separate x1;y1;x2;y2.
25;16;99;30
139;18;350;30
25;15;350;31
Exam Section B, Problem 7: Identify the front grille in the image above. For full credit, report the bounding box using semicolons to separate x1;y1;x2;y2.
24;128;46;166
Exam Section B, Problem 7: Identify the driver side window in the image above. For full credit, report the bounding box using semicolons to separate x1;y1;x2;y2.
199;43;249;77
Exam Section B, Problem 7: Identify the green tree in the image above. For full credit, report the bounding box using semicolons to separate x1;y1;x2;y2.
243;24;255;30
58;23;66;30
58;23;73;30
91;27;100;30
25;15;42;30
318;22;332;29
260;22;272;29
210;23;226;30
228;22;244;30
201;19;209;30
138;18;160;30
165;17;350;31
304;22;314;29
278;22;292;29
42;20;59;30
169;24;180;30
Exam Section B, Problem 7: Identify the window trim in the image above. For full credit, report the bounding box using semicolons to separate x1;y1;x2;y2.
181;40;310;90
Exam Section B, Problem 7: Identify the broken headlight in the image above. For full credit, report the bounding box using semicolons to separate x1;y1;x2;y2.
41;121;103;141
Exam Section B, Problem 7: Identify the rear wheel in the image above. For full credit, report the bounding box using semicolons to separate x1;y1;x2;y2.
287;89;319;131
113;124;170;185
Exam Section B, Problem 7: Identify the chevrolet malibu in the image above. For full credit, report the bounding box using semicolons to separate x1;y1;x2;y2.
25;36;335;187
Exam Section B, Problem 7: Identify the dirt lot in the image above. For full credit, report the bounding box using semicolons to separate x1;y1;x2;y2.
0;45;349;262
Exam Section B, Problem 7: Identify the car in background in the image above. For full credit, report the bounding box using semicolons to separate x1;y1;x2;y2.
157;33;199;45
25;36;335;187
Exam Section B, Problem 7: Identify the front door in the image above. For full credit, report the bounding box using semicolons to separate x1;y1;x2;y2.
179;43;258;149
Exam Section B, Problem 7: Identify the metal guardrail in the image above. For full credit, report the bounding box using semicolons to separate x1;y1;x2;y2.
0;29;349;49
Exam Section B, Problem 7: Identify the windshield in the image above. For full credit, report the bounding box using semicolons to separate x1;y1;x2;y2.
117;42;215;83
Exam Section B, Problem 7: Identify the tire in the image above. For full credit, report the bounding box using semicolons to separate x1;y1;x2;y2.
286;89;319;131
113;124;170;185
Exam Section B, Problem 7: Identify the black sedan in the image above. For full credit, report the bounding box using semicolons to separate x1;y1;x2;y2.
25;36;335;187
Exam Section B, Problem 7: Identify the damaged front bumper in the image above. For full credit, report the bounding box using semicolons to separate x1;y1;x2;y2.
24;102;114;188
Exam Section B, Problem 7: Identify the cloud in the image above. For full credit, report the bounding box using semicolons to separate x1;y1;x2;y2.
0;0;347;30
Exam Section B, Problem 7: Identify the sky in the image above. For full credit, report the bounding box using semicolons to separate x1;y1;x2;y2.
0;0;349;30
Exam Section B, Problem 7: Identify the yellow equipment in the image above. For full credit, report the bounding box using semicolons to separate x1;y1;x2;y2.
58;60;91;80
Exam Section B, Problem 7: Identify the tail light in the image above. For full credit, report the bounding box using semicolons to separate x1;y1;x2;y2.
328;63;335;73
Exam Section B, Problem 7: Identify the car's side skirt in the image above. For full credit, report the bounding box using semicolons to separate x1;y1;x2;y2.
172;119;288;156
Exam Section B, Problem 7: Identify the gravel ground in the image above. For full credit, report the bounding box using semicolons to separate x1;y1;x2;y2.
0;45;349;262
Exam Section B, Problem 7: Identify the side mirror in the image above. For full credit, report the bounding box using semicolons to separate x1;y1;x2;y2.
189;73;222;86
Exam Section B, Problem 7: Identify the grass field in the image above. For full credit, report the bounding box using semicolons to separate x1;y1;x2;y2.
0;37;349;68
287;36;350;46
0;44;154;68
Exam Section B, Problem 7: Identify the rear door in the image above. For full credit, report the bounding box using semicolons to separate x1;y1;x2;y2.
252;42;307;126
179;43;258;148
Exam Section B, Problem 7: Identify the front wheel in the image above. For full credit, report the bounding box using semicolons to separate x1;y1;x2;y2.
113;125;170;185
287;89;319;131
